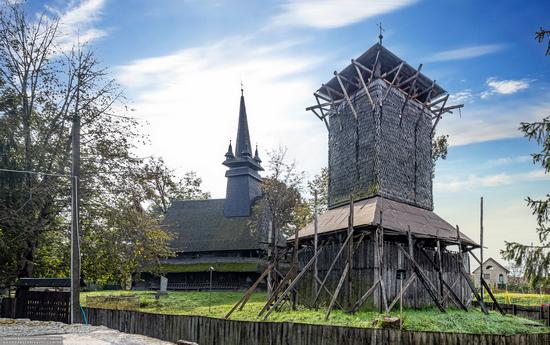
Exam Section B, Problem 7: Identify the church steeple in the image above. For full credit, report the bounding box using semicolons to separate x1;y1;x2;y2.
222;88;263;217
235;90;252;158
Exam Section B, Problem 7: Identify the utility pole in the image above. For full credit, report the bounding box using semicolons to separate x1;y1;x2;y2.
70;71;82;324
480;196;484;303
313;191;319;306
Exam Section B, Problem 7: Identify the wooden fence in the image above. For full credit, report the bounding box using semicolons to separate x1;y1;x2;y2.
15;290;70;323
479;302;550;326
83;307;550;345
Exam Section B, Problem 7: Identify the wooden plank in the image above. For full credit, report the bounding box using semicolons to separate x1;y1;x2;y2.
388;273;416;312
325;262;350;320
225;264;273;318
380;62;404;105
397;245;446;312
313;230;355;305
263;245;326;320
349;280;380;313
258;263;297;317
481;277;505;315
335;72;359;119
352;60;375;109
347;198;354;308
418;247;468;312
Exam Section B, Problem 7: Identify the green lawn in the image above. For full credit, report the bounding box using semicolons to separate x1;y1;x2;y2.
81;290;549;335
488;292;550;306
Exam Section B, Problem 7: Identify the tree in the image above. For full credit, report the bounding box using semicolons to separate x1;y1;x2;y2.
139;157;210;218
432;134;449;177
502;117;550;287
251;146;307;239
501;29;550;288
0;3;184;287
307;167;329;215
535;27;550;56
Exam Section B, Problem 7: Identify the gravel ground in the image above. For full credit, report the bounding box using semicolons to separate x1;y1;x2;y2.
0;318;175;345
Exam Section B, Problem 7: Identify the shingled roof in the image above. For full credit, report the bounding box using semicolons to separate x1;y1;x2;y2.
164;199;260;253
293;196;477;246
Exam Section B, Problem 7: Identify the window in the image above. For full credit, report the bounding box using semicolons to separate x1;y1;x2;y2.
499;274;504;283
486;265;494;270
483;273;490;279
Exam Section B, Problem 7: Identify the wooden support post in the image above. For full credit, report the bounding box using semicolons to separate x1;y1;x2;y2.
430;94;449;134
380;62;404;106
335;72;358;120
258;263;297;317
437;241;444;305
458;265;489;314
262;245;326;320
325;262;350;320
313;230;355;305
480;196;484;303
378;201;389;313
407;227;416;309
351;59;375;109
315;276;344;310
418;247;468;312
313;191;319;306
397;245;446;312
388;273;416;312
349;280;380;313
347;198;354;308
481;277;505;315
225;264;273;319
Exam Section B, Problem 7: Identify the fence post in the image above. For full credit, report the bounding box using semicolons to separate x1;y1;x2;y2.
513;304;517;316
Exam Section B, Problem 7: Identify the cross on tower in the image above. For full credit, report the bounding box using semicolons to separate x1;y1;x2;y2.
377;22;384;45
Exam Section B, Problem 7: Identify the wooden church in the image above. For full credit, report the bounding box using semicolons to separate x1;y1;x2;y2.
153;89;268;290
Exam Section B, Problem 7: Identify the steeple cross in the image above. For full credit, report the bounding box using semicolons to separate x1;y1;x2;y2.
377;22;384;45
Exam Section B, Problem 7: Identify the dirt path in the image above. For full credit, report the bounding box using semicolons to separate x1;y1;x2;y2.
0;318;175;345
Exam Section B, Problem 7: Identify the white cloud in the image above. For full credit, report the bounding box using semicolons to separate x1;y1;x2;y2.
436;98;549;146
426;44;505;62
269;0;418;29
449;89;473;104
434;170;548;192
45;0;107;51
480;78;530;99
487;156;532;166
116;36;328;197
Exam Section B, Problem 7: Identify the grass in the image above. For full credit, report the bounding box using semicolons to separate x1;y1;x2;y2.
488;292;550;306
80;290;550;335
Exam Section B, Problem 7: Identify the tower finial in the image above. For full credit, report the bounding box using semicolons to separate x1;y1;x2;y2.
240;80;244;96
377;22;384;45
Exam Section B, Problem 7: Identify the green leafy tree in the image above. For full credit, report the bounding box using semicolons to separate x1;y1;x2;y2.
307;167;329;216
0;3;189;288
535;27;550;56
139;157;210;218
501;28;550;288
251;146;308;239
502;117;550;287
432;134;449;177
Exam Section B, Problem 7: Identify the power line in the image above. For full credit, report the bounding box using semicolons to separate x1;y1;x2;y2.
0;168;71;179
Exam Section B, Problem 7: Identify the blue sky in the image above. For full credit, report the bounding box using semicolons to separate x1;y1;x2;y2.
28;0;550;267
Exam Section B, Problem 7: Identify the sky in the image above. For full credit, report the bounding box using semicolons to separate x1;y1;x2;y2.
25;0;550;269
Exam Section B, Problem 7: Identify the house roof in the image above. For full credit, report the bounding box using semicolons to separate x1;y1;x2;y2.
472;257;510;274
16;278;71;288
291;196;477;246
164;199;260;253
